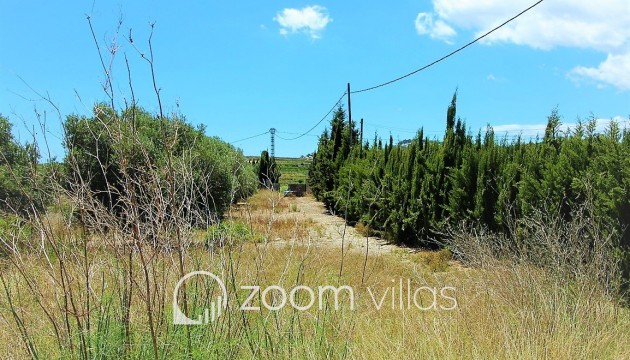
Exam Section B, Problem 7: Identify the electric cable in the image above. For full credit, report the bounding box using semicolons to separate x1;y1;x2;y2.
230;130;269;144
277;91;347;141
351;0;545;94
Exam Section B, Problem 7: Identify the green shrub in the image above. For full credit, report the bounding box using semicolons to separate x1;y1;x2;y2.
205;221;262;247
64;105;257;226
0;114;44;215
0;214;32;256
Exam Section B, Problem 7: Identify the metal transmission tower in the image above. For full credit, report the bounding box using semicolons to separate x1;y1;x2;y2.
269;128;276;159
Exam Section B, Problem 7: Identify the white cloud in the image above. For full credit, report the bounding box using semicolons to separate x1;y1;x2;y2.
570;51;630;90
274;5;331;40
431;0;630;52
492;123;547;136
433;20;457;41
414;13;431;34
415;12;456;43
415;0;630;90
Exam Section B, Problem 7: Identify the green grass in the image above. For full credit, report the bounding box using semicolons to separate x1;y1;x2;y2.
276;158;310;190
248;157;311;191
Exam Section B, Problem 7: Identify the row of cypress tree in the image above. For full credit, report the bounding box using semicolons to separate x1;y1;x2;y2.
308;92;630;249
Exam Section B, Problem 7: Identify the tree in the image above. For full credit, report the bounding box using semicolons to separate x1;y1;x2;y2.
309;107;357;207
308;94;630;253
258;150;280;188
64;105;256;224
0;114;42;214
308;129;333;199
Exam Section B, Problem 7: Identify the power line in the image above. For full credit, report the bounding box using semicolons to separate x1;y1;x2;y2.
230;130;269;144
230;92;345;145
277;91;347;141
276;131;319;139
363;121;420;134
351;0;545;94
230;92;345;146
232;1;546;147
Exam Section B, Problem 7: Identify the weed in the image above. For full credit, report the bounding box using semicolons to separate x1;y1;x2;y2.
355;222;374;237
419;248;452;272
205;221;263;246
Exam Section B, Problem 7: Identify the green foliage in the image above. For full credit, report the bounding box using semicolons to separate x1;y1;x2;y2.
308;107;359;208
0;114;44;215
205;220;262;246
257;150;281;187
275;158;310;190
64;104;256;224
308;94;630;253
0;214;32;256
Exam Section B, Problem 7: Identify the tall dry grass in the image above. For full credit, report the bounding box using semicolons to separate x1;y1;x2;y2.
227;190;320;243
1;188;630;359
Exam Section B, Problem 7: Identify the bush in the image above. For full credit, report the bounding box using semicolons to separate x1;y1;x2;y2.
446;199;623;300
205;221;262;247
0;214;32;257
0;114;44;215
64;105;256;227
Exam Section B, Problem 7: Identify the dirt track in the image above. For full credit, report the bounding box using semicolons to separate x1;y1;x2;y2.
272;195;399;256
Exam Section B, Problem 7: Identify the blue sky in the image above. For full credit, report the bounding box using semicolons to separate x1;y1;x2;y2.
1;0;629;160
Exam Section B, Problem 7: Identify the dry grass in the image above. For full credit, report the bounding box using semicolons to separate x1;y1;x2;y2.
2;239;628;359
354;222;375;238
417;248;453;272
1;191;629;359
241;189;288;212
228;189;320;242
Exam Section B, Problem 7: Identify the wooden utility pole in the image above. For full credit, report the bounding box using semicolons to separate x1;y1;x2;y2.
360;118;364;156
347;83;352;146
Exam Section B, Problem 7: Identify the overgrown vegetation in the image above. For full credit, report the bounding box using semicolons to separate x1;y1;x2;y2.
1;190;629;359
65;104;257;226
1;14;629;359
0;114;47;215
309;92;630;296
230;190;319;241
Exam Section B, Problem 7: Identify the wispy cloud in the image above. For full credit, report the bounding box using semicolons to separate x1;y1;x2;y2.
415;13;456;43
274;5;332;40
415;0;630;90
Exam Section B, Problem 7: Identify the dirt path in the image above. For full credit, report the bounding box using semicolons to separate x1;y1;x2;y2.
273;195;400;256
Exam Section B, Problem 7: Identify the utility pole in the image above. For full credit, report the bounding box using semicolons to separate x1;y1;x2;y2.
269;128;276;159
347;83;352;146
360;118;364;156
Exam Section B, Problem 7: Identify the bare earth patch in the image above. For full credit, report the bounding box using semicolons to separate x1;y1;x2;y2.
243;193;400;256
